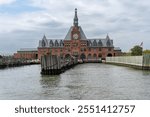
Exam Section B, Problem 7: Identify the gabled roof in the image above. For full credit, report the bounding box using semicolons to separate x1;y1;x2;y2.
39;35;114;48
64;26;87;40
79;26;87;40
87;38;114;47
39;39;64;48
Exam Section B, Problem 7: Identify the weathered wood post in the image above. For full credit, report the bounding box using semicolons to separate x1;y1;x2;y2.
41;54;78;75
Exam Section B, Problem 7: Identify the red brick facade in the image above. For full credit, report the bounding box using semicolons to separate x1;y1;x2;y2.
14;49;38;60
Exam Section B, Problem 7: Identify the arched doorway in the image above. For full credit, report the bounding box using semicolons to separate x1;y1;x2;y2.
80;53;86;60
107;53;112;57
65;54;71;61
87;54;92;60
93;54;97;60
35;54;38;59
60;54;64;60
98;53;102;60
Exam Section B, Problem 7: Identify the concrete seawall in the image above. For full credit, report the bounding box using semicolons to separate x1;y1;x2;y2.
106;55;150;70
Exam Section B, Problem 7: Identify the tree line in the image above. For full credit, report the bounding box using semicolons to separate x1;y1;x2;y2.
123;45;150;56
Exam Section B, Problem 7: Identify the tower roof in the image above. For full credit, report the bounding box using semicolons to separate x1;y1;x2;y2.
64;26;87;40
106;34;110;40
42;34;46;40
73;8;78;27
64;8;87;40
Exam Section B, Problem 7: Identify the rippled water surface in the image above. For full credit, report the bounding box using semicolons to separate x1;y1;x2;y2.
0;64;150;100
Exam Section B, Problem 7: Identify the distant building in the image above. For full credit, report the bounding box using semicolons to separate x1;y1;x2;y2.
114;47;122;56
38;8;122;61
14;48;38;59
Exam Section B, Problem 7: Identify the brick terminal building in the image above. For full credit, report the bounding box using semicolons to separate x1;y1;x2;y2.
14;48;38;59
38;8;121;61
14;8;121;61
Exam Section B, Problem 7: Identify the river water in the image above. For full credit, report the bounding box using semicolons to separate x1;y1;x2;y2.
0;63;150;100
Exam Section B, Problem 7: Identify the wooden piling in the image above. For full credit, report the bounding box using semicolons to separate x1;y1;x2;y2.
41;55;78;75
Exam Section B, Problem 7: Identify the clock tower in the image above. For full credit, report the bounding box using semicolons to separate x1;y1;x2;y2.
64;8;87;58
72;8;80;40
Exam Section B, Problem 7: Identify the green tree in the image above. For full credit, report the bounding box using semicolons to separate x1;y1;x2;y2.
143;50;150;54
131;45;142;56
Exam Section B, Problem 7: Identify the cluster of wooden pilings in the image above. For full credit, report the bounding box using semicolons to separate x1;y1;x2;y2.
41;55;78;75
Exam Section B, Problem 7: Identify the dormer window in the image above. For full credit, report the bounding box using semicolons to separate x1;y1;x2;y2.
106;40;111;47
93;40;97;46
60;40;64;47
88;40;92;46
49;40;54;47
98;40;103;47
42;40;46;47
55;40;59;47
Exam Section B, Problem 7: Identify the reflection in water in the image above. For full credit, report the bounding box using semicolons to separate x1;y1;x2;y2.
0;64;150;100
142;71;150;76
40;75;61;88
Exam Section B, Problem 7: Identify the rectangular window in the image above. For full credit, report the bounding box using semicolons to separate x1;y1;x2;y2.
99;48;102;51
94;48;97;52
80;48;84;52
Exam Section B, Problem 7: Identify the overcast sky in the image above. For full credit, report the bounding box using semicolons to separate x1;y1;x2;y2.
0;0;150;55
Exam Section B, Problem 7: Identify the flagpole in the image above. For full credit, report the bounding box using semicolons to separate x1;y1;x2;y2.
141;42;143;55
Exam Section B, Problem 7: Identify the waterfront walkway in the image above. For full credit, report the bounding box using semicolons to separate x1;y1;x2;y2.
106;54;150;70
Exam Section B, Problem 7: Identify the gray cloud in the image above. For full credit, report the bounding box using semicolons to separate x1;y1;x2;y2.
0;0;150;55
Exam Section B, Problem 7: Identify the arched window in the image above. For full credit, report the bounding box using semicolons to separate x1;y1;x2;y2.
98;53;102;58
65;54;71;61
93;54;97;60
107;53;112;57
87;54;92;60
80;53;86;60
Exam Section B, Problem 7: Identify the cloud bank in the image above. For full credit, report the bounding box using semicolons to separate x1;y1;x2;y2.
0;0;15;5
0;0;150;54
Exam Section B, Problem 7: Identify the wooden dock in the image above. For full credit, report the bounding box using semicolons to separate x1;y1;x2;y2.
41;55;78;75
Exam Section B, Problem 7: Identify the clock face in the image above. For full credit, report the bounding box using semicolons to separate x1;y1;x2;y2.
73;33;79;39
